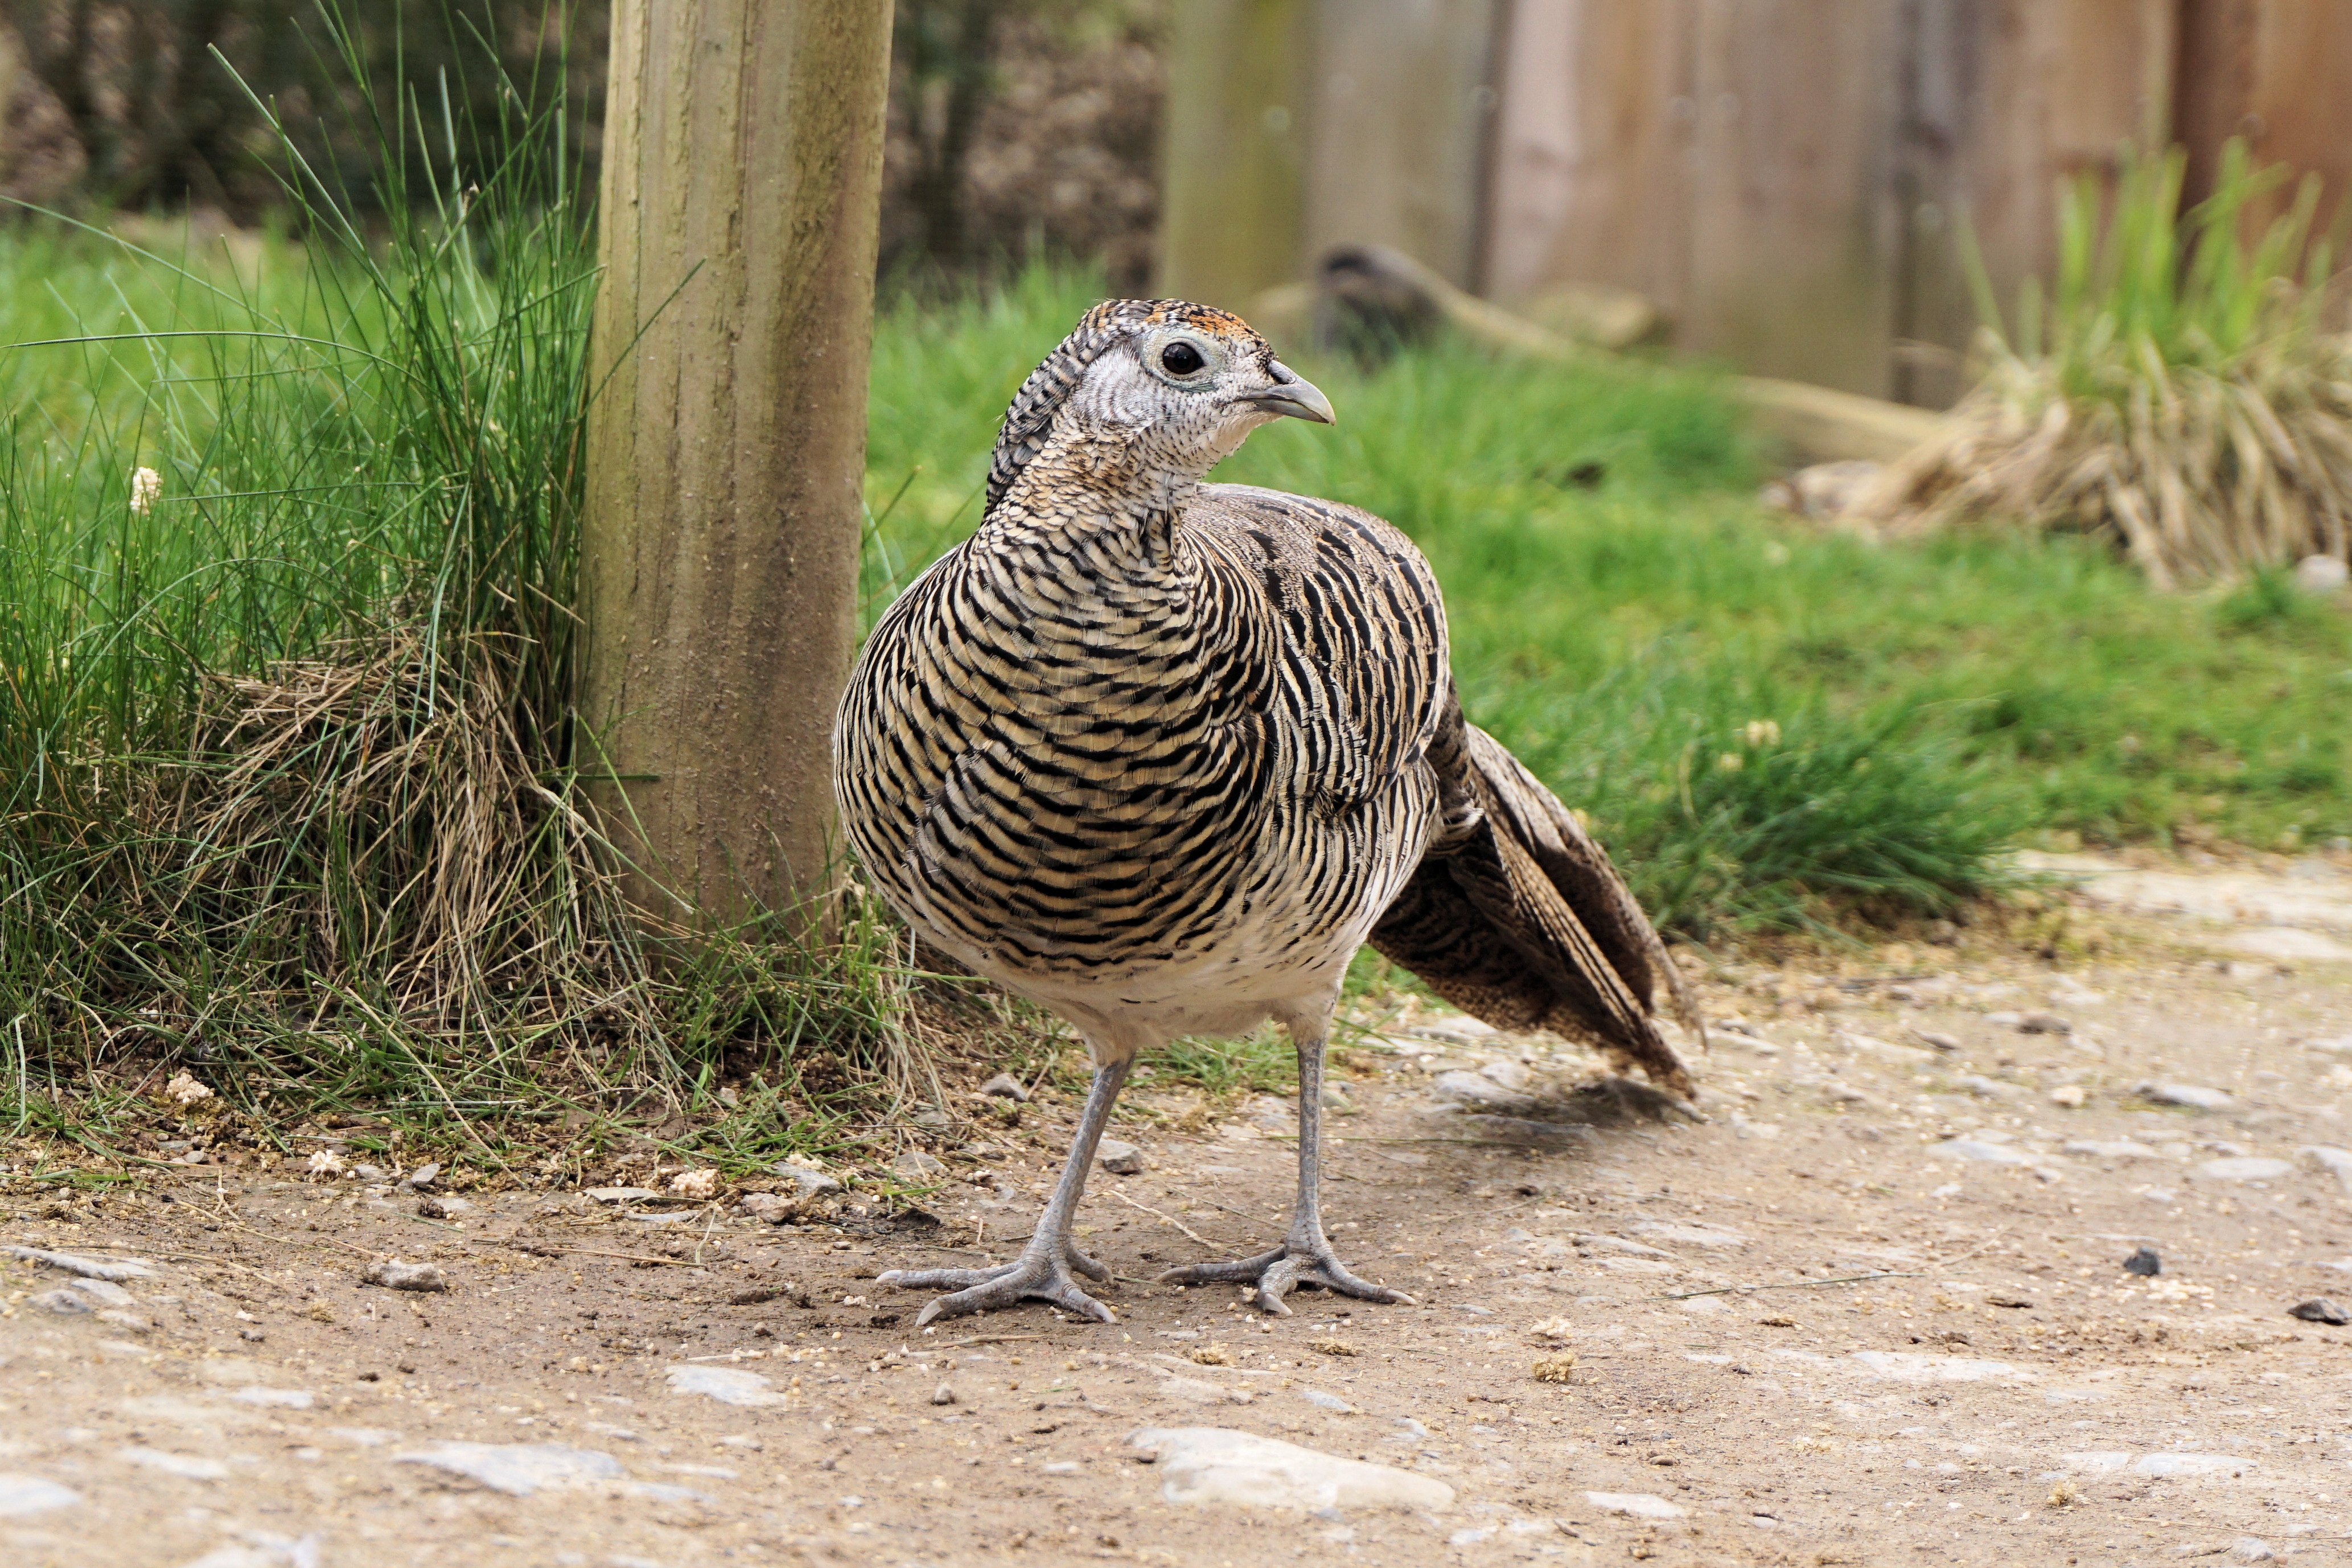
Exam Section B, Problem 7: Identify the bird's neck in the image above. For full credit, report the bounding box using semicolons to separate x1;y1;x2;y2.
977;426;1203;583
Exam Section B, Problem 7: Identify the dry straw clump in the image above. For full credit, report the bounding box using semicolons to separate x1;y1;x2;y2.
1857;141;2352;588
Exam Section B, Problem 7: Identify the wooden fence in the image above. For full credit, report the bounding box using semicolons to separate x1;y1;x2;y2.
1161;0;2352;406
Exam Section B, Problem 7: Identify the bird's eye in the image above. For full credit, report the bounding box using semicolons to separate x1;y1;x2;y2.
1159;341;1206;376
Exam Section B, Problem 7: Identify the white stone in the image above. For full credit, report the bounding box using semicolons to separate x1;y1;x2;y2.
1585;1492;1688;1521
2293;553;2349;592
1097;1139;1146;1175
665;1365;787;1408
2131;1452;2254;1479
230;1388;315;1410
1938;1139;2033;1166
2301;1146;2352;1190
1413;1015;1498;1045
1631;1223;1747;1248
1298;1389;1354;1413
67;1278;134;1307
2063;1140;2163;1160
2140;1083;2234;1111
2223;927;2352;962
394;1441;625;1496
2194;1157;2293;1182
0;1473;80;1517
360;1260;446;1293
118;1447;231;1480
5;1248;155;1286
586;1187;664;1204
1836;1030;1936;1064
1849;1352;2028;1382
1129;1427;1453;1512
781;1166;843;1198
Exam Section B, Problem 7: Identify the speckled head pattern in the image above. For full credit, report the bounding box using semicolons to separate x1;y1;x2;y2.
981;299;1330;516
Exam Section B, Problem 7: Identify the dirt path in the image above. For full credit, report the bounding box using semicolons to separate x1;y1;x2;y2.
7;861;2352;1567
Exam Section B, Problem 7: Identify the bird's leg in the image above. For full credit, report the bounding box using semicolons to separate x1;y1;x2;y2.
877;1055;1130;1327
1156;1021;1414;1316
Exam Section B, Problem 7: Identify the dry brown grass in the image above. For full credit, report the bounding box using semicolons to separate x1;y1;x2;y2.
1857;140;2352;588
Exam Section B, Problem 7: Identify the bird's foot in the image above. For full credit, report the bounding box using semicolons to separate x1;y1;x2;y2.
877;1245;1113;1328
1154;1235;1414;1317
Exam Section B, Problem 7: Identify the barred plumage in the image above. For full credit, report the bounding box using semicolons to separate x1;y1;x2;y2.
833;299;1698;1325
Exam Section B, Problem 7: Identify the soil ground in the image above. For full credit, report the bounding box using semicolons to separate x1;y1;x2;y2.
7;854;2352;1568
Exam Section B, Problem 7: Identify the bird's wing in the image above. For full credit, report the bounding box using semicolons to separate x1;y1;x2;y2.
1182;483;1450;812
1371;696;1702;1096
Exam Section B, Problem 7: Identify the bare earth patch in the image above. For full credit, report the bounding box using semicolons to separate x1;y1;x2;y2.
6;865;2352;1566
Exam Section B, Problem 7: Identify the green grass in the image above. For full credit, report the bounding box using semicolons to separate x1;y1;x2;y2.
0;42;928;1172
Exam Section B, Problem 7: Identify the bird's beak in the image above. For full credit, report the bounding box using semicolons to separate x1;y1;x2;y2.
1241;360;1337;425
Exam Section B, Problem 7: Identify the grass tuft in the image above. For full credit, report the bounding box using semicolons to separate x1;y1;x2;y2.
1861;139;2352;587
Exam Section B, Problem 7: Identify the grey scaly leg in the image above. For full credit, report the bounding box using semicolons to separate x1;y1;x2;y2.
878;1055;1131;1326
1156;1019;1414;1316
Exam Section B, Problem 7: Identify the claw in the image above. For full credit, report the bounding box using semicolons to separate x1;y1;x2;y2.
1157;1238;1412;1315
881;1253;1116;1327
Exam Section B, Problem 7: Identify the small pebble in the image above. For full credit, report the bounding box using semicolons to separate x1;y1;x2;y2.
2047;1085;2087;1109
977;1073;1031;1102
361;1260;448;1293
738;1192;796;1223
892;1151;948;1182
2139;1082;2234;1111
2229;1537;2277;1564
67;1278;134;1307
1913;1031;1961;1052
2123;1246;2161;1277
2196;1157;2293;1182
2288;1297;2350;1326
27;1289;91;1316
417;1196;472;1220
776;1165;844;1197
931;1383;957;1406
404;1162;442;1190
2017;1011;2072;1034
2295;553;2350;593
1097;1139;1146;1175
0;1473;81;1517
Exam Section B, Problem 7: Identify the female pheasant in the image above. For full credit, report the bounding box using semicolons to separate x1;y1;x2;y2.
833;299;1700;1326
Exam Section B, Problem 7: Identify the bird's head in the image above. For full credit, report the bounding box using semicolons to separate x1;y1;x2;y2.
984;298;1334;516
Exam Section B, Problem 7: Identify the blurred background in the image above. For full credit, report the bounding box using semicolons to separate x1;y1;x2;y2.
6;0;2350;406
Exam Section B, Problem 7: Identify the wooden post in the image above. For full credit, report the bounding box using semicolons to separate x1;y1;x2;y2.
1158;0;1313;307
1305;0;1501;291
580;1;894;928
2176;0;2352;228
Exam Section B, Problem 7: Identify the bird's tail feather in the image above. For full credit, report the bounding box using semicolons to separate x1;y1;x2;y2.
1370;722;1700;1097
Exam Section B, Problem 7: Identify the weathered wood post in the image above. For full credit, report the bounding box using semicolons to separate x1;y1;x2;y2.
581;1;894;928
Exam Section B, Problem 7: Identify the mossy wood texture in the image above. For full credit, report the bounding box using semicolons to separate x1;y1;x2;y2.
582;0;894;925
